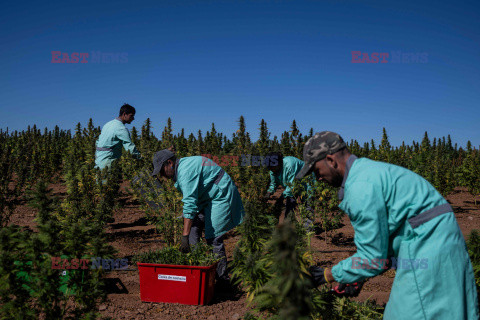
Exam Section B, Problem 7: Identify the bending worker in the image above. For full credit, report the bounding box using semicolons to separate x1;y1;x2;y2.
151;150;245;286
297;131;478;319
265;152;313;226
95;103;141;170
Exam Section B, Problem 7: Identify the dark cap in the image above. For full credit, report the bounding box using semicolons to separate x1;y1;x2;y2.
151;149;175;176
295;131;346;179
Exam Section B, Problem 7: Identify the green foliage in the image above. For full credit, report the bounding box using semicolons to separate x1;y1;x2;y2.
292;176;342;242
2;118;476;205
132;242;219;266
231;198;277;300
61;161;121;225
467;230;480;287
326;294;384;320
458;149;480;204
131;170;183;246
251;220;316;320
311;182;342;236
0;179;116;319
0;135;15;227
1;117;479;319
0;225;37;320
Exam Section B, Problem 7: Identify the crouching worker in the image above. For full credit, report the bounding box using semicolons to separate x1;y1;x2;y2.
151;150;245;287
265;152;314;227
297;131;478;320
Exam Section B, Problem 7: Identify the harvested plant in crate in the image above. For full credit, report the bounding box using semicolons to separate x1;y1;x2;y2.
133;242;219;266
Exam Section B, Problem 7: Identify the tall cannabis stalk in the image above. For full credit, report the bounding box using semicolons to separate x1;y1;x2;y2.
250;219;317;320
231;197;276;301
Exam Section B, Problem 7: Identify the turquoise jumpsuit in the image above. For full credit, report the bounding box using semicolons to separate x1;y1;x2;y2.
331;155;478;319
95;118;140;170
267;156;306;197
174;156;244;239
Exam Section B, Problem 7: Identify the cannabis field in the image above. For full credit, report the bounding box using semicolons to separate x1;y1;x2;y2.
1;117;480;320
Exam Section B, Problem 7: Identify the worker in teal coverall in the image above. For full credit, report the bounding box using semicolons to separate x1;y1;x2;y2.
95;103;141;170
297;131;478;320
265;152;314;229
265;152;306;218
151;149;245;286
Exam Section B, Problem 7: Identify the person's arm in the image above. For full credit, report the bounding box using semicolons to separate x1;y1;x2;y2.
282;166;295;198
267;171;277;194
177;167;201;220
117;127;141;159
182;218;193;236
331;181;389;284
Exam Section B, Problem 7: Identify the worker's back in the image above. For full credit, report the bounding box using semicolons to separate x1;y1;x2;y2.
174;156;245;239
343;158;446;245
340;157;478;320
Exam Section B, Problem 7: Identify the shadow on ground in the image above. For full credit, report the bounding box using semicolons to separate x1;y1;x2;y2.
105;278;129;294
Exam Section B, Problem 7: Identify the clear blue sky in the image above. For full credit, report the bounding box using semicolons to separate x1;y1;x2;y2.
1;0;479;147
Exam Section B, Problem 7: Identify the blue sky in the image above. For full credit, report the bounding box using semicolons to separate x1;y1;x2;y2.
1;0;479;147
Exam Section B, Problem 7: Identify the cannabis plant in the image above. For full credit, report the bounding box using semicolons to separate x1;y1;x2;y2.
131;169;183;246
249;220;317;320
133;242;219;266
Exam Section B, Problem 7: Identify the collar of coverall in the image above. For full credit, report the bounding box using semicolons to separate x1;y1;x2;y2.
337;154;358;201
173;158;180;182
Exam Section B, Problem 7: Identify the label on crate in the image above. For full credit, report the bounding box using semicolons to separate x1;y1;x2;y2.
157;274;187;282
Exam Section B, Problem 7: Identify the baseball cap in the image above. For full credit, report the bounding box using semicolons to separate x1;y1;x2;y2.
295;131;346;179
151;149;175;176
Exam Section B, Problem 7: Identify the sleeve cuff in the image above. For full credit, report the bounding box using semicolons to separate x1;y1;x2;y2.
283;190;294;197
183;212;197;220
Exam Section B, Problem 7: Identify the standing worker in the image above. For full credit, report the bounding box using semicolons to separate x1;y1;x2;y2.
297;131;478;320
151;150;245;288
95;103;141;170
265;152;313;226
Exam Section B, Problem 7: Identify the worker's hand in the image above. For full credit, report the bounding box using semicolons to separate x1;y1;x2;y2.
285;196;297;206
333;281;364;297
263;192;273;200
180;235;190;253
308;266;327;287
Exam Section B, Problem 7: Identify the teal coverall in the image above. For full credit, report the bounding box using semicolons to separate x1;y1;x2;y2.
95;118;140;170
174;156;244;239
267;156;306;197
331;155;478;320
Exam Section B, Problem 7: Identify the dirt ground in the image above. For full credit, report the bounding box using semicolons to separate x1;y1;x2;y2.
9;184;480;320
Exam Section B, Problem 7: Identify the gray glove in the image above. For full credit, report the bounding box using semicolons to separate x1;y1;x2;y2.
180;235;190;253
308;266;327;287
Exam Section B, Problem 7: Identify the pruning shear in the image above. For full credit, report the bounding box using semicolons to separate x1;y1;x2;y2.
329;282;363;297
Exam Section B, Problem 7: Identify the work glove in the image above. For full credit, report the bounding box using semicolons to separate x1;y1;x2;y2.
332;281;364;297
180;235;190;253
285;196;297;208
308;266;328;287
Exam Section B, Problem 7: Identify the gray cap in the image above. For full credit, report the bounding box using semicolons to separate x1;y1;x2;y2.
151;149;175;176
296;131;346;179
